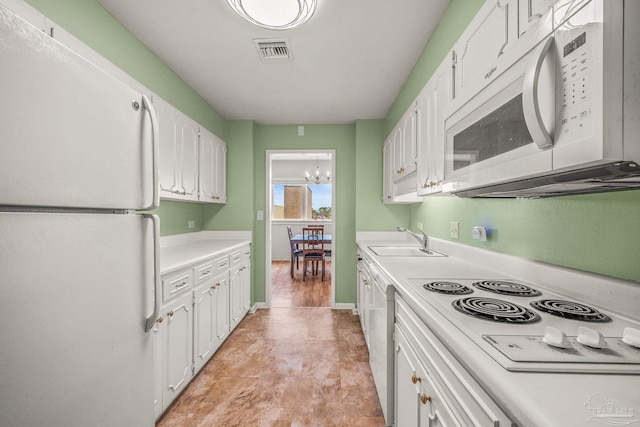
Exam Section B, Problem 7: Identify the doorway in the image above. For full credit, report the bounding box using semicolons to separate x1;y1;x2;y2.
265;150;336;308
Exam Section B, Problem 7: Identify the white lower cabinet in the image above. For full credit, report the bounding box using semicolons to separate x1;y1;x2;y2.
394;295;513;427
193;279;217;373
154;244;251;419
162;291;194;409
395;325;460;427
214;273;231;343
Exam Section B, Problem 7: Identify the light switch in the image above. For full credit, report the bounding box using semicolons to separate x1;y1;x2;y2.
257;210;264;221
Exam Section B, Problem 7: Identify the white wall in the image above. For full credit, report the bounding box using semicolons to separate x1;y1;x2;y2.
271;221;333;261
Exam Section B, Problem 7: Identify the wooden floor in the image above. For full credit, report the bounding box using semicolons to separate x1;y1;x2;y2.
271;260;332;308
156;308;385;427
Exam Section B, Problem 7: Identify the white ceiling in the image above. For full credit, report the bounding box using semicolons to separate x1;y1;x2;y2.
99;0;451;125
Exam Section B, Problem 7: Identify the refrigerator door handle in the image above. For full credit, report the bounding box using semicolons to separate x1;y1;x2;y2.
142;95;160;210
143;214;161;332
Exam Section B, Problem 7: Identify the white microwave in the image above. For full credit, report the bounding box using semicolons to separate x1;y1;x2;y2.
443;0;640;198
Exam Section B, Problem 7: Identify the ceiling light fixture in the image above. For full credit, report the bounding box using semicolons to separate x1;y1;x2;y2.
305;156;330;185
226;0;317;30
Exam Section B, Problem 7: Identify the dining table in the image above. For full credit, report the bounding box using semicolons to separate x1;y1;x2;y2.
291;234;332;245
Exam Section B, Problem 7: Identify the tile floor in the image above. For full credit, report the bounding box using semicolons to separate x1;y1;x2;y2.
156;308;386;427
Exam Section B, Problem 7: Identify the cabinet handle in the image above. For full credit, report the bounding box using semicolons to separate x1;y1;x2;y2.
420;393;431;404
167;310;174;317
411;374;421;384
156;316;163;324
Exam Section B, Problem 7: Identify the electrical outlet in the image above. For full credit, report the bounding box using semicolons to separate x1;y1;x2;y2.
417;222;423;231
450;222;459;239
188;220;195;229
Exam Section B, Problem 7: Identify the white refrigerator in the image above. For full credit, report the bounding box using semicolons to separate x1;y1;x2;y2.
0;5;160;426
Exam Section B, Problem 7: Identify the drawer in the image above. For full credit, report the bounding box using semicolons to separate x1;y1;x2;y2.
229;249;242;268
230;245;251;268
162;269;193;302
213;253;230;275
193;259;215;284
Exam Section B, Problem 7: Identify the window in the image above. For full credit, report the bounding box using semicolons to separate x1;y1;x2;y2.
272;183;332;220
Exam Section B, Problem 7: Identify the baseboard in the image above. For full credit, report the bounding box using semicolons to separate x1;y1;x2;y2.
250;303;268;313
333;303;356;312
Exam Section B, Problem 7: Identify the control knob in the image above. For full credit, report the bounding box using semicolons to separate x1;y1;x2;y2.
577;327;607;349
622;327;640;349
542;326;571;349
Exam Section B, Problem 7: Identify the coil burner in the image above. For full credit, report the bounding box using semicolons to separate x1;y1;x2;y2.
473;280;542;297
453;297;541;324
423;281;473;295
530;299;612;322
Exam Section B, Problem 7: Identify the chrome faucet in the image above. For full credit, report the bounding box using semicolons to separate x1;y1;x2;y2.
397;227;430;252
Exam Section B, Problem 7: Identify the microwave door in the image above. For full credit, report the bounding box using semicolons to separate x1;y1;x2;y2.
444;35;555;191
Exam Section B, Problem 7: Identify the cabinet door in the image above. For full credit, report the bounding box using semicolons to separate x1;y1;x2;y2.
396;326;461;427
382;140;394;204
417;61;451;196
229;265;245;330
214;276;230;344
395;327;420;427
518;0;555;37
199;129;226;203
198;128;216;202
162;291;193;408
155;98;199;202
452;0;518;103
193;282;216;373
213;138;227;203
179;117;199;201
240;261;251;313
401;108;418;177
155;98;180;199
391;126;404;182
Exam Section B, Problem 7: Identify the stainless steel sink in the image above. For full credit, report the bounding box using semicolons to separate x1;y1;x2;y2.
367;246;447;257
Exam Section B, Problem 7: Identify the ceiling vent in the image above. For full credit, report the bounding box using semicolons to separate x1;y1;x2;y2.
253;38;293;61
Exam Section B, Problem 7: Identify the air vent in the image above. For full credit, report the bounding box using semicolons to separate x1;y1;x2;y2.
253;38;293;61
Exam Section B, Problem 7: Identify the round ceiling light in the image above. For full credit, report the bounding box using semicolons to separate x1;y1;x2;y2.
226;0;317;30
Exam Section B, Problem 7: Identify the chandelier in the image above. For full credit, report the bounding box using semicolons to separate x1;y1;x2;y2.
226;0;317;31
305;157;330;184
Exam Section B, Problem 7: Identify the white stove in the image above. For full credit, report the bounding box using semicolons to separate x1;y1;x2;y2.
404;278;640;374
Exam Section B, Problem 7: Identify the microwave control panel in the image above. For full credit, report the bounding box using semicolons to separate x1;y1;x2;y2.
558;30;592;138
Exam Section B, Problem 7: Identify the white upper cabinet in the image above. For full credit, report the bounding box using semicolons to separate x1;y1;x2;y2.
518;0;556;37
391;108;418;182
155;97;226;204
199;128;227;203
156;98;199;202
416;60;452;196
383;140;394;204
382;101;421;204
401;108;418;178
452;0;519;105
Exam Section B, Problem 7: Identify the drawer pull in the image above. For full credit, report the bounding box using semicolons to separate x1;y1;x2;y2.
411;374;421;384
156;316;163;324
167;310;174;317
420;393;431;404
175;281;189;289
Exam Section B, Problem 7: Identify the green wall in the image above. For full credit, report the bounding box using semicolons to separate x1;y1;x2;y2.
249;124;357;304
355;120;409;230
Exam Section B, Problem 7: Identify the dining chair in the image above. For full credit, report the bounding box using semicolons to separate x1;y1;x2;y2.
287;226;302;278
302;227;325;281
